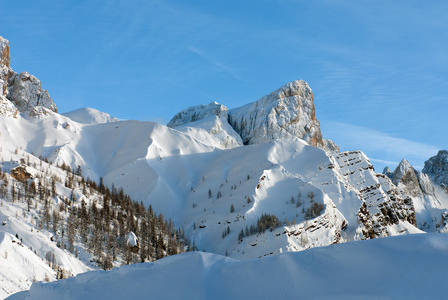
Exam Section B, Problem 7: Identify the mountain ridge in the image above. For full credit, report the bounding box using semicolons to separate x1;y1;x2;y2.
2;34;448;299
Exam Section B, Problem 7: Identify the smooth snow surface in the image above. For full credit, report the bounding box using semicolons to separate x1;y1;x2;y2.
9;233;448;300
62;107;119;125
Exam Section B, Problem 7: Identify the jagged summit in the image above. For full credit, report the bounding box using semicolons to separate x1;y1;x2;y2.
168;80;339;152
383;166;392;179
0;37;10;68
0;36;11;97
0;36;57;115
167;101;228;128
423;150;448;188
392;159;422;197
228;80;322;146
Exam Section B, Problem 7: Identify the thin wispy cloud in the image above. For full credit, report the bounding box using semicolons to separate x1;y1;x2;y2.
186;46;242;81
321;121;440;171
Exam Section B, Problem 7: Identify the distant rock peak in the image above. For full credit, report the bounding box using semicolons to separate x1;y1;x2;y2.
383;166;392;179
423;150;448;188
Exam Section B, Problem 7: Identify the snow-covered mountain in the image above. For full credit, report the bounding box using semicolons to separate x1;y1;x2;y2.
383;158;448;233
2;34;448;299
9;233;448;300
61;107;119;125
167;80;339;152
423;150;448;189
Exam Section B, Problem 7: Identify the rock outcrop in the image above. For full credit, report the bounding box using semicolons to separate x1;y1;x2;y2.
228;81;337;151
7;71;57;113
329;151;416;240
167;81;339;152
0;36;12;98
423;150;448;189
382;166;392;179
392;159;424;197
167;102;228;128
387;158;447;232
0;36;57;115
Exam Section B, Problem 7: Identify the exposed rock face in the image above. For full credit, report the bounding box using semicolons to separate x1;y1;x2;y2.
392;159;423;197
10;165;33;181
388;158;448;232
167;102;228;128
0;36;57;115
0;37;9;68
228;81;336;151
0;36;12;97
330;151;416;240
168;81;339;152
391;159;437;198
7;71;58;113
383;166;393;179
423;150;448;189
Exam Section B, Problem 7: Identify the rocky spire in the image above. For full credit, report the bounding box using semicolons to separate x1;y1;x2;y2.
392;159;436;198
0;36;12;97
382;166;393;179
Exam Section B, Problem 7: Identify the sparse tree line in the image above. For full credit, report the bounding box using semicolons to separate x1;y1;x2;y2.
0;152;192;276
234;191;325;243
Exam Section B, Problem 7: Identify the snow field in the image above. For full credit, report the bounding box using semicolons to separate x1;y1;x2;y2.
9;233;448;300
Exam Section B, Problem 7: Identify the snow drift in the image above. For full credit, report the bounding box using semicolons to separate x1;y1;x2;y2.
9;233;448;300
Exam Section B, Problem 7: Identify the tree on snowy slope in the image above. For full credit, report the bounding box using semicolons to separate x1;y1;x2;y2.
0;154;191;273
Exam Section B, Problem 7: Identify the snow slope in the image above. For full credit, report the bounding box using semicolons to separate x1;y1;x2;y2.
0;232;55;299
0;111;422;259
62;107;119;125
9;233;448;300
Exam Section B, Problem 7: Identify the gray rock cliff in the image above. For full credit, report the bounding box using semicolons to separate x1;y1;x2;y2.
167;80;339;152
228;80;337;151
0;36;57;115
423;150;448;190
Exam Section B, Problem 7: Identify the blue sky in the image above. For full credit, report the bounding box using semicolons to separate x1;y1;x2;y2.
1;0;447;172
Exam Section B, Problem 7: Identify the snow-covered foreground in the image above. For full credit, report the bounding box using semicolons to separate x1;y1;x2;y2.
9;233;448;300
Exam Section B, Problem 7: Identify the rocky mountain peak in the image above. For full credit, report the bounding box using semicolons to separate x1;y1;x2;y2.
166;81;339;152
391;159;422;197
0;36;57;115
167;101;228;128
7;71;58;114
0;36;12;98
422;150;448;188
391;158;438;199
0;36;10;68
392;159;412;183
382;166;392;179
228;80;326;146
